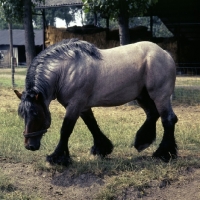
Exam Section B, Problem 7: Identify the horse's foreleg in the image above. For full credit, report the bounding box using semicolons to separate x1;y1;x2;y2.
81;108;113;157
153;100;178;162
134;90;160;152
46;113;78;166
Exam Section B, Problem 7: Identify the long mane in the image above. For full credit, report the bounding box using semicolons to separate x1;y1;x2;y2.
25;38;101;98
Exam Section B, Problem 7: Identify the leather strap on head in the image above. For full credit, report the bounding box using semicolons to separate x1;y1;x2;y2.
23;129;47;138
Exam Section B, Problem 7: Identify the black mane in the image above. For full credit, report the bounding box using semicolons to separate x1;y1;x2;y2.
18;91;36;118
25;38;102;99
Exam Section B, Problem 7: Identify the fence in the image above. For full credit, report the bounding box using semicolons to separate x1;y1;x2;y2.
174;65;200;105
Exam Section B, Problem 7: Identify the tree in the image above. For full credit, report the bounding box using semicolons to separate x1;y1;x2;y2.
0;6;23;29
24;0;36;67
0;1;23;87
0;0;42;67
82;0;158;45
33;6;81;29
55;7;77;28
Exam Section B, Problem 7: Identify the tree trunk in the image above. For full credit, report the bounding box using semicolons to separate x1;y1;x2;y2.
49;9;56;26
94;12;97;26
23;0;36;67
42;9;46;50
118;0;130;45
8;23;15;88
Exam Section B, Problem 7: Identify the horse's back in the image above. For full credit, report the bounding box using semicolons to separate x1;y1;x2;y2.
102;41;176;83
102;41;174;63
89;41;176;107
99;41;176;87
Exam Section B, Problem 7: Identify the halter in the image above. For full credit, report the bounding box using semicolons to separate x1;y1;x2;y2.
23;129;47;138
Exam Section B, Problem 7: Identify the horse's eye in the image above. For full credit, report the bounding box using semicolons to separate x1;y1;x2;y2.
33;111;38;116
30;109;38;116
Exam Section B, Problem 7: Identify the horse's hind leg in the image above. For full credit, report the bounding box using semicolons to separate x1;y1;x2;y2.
80;108;113;157
152;98;178;162
134;89;160;152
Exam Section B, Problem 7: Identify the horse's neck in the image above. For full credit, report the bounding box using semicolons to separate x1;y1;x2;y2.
34;73;58;106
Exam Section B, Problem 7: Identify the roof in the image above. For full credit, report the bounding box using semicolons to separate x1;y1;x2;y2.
35;0;83;9
0;29;43;46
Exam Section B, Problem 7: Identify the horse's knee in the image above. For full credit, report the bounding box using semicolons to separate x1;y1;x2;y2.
161;110;178;125
172;114;178;124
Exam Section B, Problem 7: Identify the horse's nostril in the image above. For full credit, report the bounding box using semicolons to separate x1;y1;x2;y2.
25;144;36;151
29;145;36;151
25;143;40;151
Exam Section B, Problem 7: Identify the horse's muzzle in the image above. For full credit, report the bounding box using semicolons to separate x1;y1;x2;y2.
23;130;46;151
25;143;40;151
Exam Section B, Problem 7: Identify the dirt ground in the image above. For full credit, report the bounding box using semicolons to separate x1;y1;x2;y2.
0;160;200;200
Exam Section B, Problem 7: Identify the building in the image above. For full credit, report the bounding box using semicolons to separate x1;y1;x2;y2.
0;29;43;67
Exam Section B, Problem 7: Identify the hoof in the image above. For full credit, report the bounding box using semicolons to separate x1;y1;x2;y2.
134;142;151;152
46;152;72;166
152;148;177;163
134;129;156;152
91;139;114;157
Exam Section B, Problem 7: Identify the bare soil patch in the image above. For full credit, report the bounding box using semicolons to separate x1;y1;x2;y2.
0;161;104;200
0;159;200;199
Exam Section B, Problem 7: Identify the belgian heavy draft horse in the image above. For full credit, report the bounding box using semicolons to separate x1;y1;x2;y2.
15;38;178;166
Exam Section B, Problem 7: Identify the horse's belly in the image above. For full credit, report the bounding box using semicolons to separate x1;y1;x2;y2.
88;85;141;107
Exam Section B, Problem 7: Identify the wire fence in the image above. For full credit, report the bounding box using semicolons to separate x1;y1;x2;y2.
174;66;200;105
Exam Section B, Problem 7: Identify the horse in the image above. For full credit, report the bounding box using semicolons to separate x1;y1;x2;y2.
14;38;178;166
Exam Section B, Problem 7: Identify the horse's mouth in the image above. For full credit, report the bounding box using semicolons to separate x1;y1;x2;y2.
25;142;40;151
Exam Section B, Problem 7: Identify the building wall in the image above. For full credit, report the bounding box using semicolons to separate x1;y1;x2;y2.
0;45;43;67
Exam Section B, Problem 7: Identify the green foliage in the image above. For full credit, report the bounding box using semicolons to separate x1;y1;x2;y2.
33;6;81;29
55;7;76;27
0;0;24;23
82;0;159;19
82;0;159;45
0;0;42;24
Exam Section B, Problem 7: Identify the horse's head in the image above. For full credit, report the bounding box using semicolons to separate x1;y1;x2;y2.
14;90;51;151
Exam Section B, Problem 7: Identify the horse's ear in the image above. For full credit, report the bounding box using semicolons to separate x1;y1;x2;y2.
35;94;39;101
35;93;43;102
14;90;22;100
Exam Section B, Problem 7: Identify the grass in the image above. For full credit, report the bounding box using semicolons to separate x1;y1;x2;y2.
174;76;200;105
0;169;41;200
0;68;27;76
0;68;26;89
176;76;200;86
1;69;200;199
